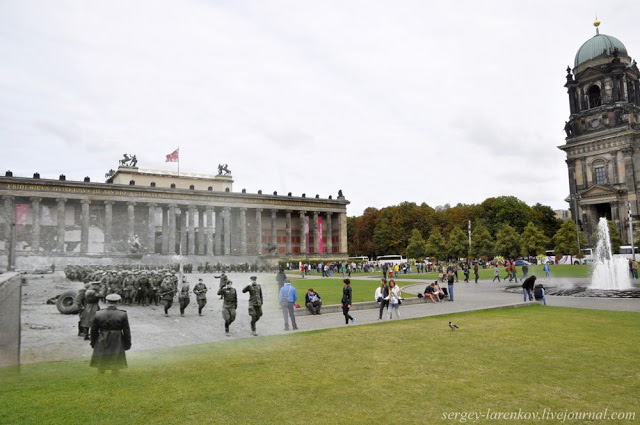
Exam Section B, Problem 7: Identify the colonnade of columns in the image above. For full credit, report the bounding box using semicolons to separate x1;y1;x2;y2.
1;195;347;257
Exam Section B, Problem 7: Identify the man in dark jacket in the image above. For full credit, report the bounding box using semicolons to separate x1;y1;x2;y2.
522;275;536;302
90;293;131;374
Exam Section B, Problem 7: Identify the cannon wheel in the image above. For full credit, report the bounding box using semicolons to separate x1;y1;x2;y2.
56;290;79;314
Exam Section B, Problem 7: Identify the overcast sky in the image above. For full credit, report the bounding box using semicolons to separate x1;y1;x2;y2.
1;1;639;217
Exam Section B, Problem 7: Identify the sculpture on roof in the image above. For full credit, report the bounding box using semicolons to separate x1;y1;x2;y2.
217;164;231;175
119;154;138;168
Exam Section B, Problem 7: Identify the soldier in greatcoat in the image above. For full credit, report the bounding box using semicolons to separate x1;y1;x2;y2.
90;293;131;373
193;278;208;316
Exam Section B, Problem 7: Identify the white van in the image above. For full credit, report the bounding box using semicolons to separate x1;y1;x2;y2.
375;255;407;265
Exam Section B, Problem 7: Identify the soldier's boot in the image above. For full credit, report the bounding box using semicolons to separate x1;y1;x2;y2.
83;328;90;340
77;323;83;336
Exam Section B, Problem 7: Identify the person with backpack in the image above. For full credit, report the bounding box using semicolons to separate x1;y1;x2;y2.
534;283;547;305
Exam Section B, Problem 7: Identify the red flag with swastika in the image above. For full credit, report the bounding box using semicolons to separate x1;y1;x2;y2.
165;148;179;162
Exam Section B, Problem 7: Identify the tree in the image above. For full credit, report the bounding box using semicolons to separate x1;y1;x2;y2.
520;221;550;257
494;224;520;258
470;222;494;258
530;203;561;240
552;219;580;256
447;227;468;260
405;228;428;259
480;196;532;234
349;207;380;258
425;230;446;261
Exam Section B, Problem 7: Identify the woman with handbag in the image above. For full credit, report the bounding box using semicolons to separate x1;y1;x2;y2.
374;279;389;321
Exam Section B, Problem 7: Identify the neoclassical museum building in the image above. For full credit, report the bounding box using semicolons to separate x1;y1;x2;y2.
560;20;640;243
0;160;349;270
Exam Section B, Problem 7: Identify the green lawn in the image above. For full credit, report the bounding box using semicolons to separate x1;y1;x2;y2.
380;264;593;281
286;277;417;305
1;306;638;425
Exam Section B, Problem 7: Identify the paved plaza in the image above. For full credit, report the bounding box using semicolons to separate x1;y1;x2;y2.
17;272;640;365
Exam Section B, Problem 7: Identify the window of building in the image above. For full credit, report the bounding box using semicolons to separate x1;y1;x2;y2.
594;166;606;185
588;85;601;108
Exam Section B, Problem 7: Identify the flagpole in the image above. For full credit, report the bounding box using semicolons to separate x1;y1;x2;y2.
178;146;180;176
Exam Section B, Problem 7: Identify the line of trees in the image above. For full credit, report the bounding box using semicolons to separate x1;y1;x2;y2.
346;196;607;261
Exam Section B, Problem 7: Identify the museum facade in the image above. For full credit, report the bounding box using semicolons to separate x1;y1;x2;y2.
0;165;349;270
559;20;640;243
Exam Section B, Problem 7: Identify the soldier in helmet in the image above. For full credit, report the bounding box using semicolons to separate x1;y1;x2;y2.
242;276;263;336
178;277;191;316
193;278;208;316
217;279;237;336
159;272;176;316
79;281;101;340
215;270;229;299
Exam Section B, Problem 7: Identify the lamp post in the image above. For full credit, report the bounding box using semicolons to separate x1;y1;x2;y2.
569;193;581;255
628;202;635;261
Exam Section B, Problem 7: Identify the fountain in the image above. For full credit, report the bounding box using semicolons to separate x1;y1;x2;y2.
591;217;633;290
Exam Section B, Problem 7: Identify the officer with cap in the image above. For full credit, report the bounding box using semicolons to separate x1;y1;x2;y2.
242;276;263;336
217;279;237;336
90;293;131;374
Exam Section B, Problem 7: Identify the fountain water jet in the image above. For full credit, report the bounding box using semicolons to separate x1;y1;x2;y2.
591;217;632;290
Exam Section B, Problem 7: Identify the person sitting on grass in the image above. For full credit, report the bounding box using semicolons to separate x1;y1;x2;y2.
423;282;440;303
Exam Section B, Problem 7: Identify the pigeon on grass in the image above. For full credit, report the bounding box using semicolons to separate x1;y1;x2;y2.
448;321;459;330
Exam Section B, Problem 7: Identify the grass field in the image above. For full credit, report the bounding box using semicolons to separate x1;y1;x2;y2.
284;277;416;304
1;305;638;425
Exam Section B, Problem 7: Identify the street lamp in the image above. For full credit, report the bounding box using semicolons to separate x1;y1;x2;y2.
569;193;581;254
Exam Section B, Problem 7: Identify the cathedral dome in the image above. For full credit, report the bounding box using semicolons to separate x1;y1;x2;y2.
574;21;628;68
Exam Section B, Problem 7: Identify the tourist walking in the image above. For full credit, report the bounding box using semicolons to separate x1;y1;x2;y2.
387;280;401;319
492;265;500;282
342;278;356;325
375;279;389;320
279;279;298;330
447;271;455;301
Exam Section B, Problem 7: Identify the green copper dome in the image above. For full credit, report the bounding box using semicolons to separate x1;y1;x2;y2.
574;33;628;67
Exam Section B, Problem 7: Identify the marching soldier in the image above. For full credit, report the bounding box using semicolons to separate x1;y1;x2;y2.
242;276;263;336
178;277;190;316
217;280;237;336
193;278;208;316
159;273;176;316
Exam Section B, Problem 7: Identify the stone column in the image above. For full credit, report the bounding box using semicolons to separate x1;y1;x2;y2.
179;208;187;255
255;208;263;255
127;201;136;239
299;210;307;254
206;207;214;255
326;213;333;254
338;212;348;254
161;206;169;254
168;204;177;255
104;201;113;253
239;207;247;256
80;199;90;254
285;211;292;255
2;196;14;241
313;211;319;254
56;198;66;252
197;207;205;255
223;207;231;256
214;208;223;256
188;206;196;255
271;209;277;253
147;203;156;254
30;197;41;251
